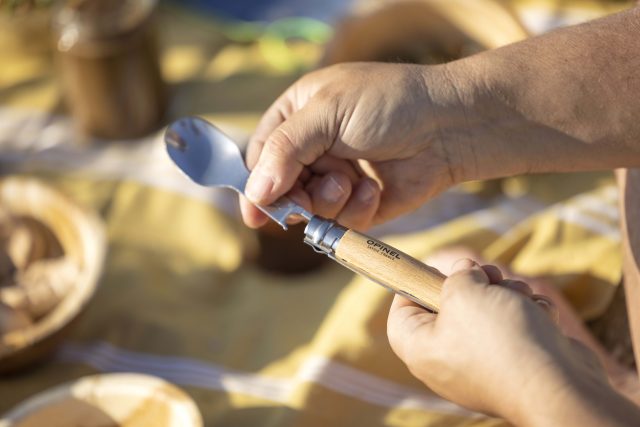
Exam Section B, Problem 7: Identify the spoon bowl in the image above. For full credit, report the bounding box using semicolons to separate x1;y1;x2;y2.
164;117;312;229
165;117;249;193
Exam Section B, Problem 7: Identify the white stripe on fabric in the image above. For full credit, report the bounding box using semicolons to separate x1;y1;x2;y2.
470;196;544;234
554;207;620;241
57;342;476;417
518;7;605;35
59;342;292;403
550;186;620;241
567;191;619;221
465;187;620;241
296;356;477;416
0;107;240;216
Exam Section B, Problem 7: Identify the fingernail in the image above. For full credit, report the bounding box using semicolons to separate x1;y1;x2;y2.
245;168;274;203
321;176;346;203
356;180;377;204
533;295;559;323
451;258;477;273
533;295;553;310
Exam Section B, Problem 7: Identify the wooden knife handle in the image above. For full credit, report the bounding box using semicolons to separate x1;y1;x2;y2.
333;230;445;312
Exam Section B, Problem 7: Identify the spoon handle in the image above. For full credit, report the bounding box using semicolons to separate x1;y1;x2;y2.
304;217;445;312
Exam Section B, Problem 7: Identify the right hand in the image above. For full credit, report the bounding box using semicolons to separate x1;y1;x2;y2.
240;62;463;230
387;259;640;426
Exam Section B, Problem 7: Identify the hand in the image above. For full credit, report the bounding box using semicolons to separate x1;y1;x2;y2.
387;259;640;426
243;7;640;231
240;62;462;231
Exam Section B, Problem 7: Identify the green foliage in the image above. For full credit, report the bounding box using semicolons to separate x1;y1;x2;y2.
0;0;54;13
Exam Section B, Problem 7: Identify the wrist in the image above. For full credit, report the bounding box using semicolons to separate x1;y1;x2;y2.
510;356;640;427
440;8;640;180
419;60;521;186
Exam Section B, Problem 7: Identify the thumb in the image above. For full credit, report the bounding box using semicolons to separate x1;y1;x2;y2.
245;105;335;205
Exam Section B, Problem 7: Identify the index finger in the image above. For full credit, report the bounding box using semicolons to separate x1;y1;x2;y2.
246;94;293;169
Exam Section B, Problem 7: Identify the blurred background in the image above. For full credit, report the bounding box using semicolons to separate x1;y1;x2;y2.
0;0;636;426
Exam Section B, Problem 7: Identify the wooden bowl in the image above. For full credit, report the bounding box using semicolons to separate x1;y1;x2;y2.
0;373;203;427
0;177;106;373
322;0;529;65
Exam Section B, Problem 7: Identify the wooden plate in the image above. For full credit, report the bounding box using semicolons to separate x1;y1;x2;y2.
0;373;203;427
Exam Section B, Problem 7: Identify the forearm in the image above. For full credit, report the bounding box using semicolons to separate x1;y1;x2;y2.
435;7;640;183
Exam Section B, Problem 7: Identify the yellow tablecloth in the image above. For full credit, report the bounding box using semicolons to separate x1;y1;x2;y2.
0;1;630;426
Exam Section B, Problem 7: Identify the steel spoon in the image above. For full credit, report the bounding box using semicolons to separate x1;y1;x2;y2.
165;116;311;229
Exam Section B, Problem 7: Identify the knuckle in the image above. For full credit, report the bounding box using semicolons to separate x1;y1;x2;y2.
268;116;330;166
314;85;334;100
275;97;295;119
267;126;298;159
